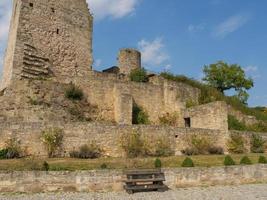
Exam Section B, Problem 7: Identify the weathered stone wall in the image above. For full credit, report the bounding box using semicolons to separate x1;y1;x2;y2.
0;165;267;193
118;48;141;75
185;101;228;131
0;121;228;157
228;106;259;126
1;0;93;89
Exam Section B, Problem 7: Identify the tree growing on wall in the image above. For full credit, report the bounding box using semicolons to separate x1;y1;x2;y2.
202;61;254;104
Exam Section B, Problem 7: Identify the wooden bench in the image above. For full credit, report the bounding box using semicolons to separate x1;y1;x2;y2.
123;169;167;194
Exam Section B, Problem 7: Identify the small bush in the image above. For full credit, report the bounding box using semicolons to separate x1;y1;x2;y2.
259;156;267;164
240;156;252;165
129;68;148;83
65;83;84;101
41;128;64;158
70;142;102;159
250;133;265;153
181;157;194;167
100;163;108;169
42;161;50;171
154;138;174;157
0;149;8;159
159;112;179;126
132;104;149;125
3;138;22;159
120;130;146;158
154;158;162;168
181;148;198;156
208;146;224;155
224;155;236;166
227;133;246;154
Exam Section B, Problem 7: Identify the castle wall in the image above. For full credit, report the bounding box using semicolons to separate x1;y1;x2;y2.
0;122;229;157
1;0;93;88
185;101;228;131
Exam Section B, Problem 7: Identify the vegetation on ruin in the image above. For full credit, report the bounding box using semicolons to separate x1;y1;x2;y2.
159;112;179;126
0;154;266;171
227;132;247;154
129;68;149;83
120;130;174;158
250;133;266;153
182;134;224;156
70;141;102;159
259;156;267;164
160;72;267;123
65;83;84;101
41;128;64;158
132;104;149;124
0;138;22;159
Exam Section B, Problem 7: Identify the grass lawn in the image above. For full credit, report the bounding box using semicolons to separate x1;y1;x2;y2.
0;154;266;171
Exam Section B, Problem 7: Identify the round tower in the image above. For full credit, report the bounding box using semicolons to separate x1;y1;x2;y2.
118;48;141;75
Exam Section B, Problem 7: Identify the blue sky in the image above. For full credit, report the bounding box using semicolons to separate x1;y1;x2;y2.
0;0;267;106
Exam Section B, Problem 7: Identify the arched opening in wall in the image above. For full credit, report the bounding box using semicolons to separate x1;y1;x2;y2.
184;118;191;128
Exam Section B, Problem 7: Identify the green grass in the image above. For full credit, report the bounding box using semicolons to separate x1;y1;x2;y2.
0;154;266;171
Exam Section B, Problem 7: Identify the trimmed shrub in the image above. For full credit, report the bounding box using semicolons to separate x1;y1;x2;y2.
227;133;246;154
129;68;148;83
0;149;8;159
181;157;194;167
100;163;108;169
70;142;102;159
41;128;64;158
42;161;50;171
132;104;149;125
259;156;267;164
250;133;265;153
208;146;224;155
240;156;252;165
65;83;84;101
154;158;162;168
224;155;235;166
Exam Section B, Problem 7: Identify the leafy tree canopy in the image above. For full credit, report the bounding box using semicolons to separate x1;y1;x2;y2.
203;61;254;104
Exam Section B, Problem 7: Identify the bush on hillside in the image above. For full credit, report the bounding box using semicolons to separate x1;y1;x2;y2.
224;155;236;166
181;157;194;167
250;133;265;153
240;156;252;165
227;133;247;154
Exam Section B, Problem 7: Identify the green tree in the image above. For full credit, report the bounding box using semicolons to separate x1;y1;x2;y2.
203;61;254;104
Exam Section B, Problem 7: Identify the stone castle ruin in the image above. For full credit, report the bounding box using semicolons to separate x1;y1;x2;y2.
0;0;245;157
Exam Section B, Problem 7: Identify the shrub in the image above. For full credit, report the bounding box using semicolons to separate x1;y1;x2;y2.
208;146;224;155
259;156;267;164
186;99;197;108
68;105;86;121
0;149;8;159
159;112;179;126
154;158;162;168
129;68;148;83
43;161;50;171
154;137;174;157
41;128;63;158
250;133;265;153
224;155;235;166
228;115;246;131
181;148;198;156
65;83;84;101
181;157;194;167
227;133;246;154
191;134;213;155
240;156;252;165
100;163;108;169
120;130;146;158
132;104;149;124
2;138;22;159
70;142;102;159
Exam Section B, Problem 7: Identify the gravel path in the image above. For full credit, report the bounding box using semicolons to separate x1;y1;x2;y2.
1;184;267;200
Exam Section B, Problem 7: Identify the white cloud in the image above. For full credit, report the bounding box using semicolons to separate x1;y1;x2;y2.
87;0;140;20
94;59;102;68
213;14;250;38
243;65;261;79
243;66;258;73
138;37;169;67
188;23;205;33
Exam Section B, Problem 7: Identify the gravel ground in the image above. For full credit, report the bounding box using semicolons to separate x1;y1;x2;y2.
0;184;267;200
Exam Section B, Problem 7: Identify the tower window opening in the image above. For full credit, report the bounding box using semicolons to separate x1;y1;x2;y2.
184;118;191;128
56;29;59;34
29;3;33;7
51;8;55;13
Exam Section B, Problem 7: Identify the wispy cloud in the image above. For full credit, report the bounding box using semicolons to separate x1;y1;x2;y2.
213;14;251;38
243;65;261;79
87;0;140;21
138;37;170;67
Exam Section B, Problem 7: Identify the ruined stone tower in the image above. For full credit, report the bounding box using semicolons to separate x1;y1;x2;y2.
118;48;141;75
1;0;93;89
